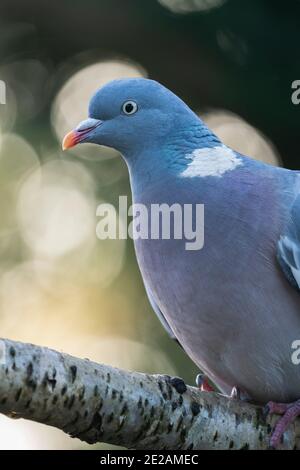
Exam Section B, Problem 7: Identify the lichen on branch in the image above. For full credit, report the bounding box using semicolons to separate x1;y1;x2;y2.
0;338;299;449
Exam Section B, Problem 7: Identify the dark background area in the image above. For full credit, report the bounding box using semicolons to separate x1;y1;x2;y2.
0;0;299;166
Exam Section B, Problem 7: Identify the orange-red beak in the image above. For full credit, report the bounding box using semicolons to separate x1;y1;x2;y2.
62;130;79;150
62;118;102;150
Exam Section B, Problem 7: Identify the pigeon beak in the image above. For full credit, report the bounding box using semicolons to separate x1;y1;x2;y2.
62;118;102;150
62;130;80;150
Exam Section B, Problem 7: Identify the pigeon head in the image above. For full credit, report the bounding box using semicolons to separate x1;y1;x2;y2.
62;78;209;160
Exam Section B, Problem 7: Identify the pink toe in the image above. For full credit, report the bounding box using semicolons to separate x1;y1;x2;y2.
266;401;290;415
269;399;300;448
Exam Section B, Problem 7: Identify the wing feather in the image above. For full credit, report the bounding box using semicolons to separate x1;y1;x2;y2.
278;194;300;290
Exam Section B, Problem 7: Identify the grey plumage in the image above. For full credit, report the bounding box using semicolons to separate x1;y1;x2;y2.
63;78;300;405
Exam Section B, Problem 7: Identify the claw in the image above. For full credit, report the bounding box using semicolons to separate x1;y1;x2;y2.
195;374;215;392
230;386;241;400
195;373;204;388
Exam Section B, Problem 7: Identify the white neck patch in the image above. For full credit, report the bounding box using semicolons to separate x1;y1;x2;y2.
180;145;242;178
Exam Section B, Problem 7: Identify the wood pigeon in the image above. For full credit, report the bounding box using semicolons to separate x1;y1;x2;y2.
63;78;300;447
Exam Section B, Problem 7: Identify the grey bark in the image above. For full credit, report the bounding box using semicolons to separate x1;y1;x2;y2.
0;338;299;450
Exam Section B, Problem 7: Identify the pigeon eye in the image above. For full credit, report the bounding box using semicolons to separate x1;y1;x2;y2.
122;100;138;115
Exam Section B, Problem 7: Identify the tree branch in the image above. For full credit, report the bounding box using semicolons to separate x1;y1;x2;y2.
0;338;299;450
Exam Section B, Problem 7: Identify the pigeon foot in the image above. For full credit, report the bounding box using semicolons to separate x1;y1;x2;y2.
195;374;251;403
195;374;215;392
263;399;300;448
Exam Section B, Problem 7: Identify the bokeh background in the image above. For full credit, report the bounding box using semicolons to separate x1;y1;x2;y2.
0;0;299;449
